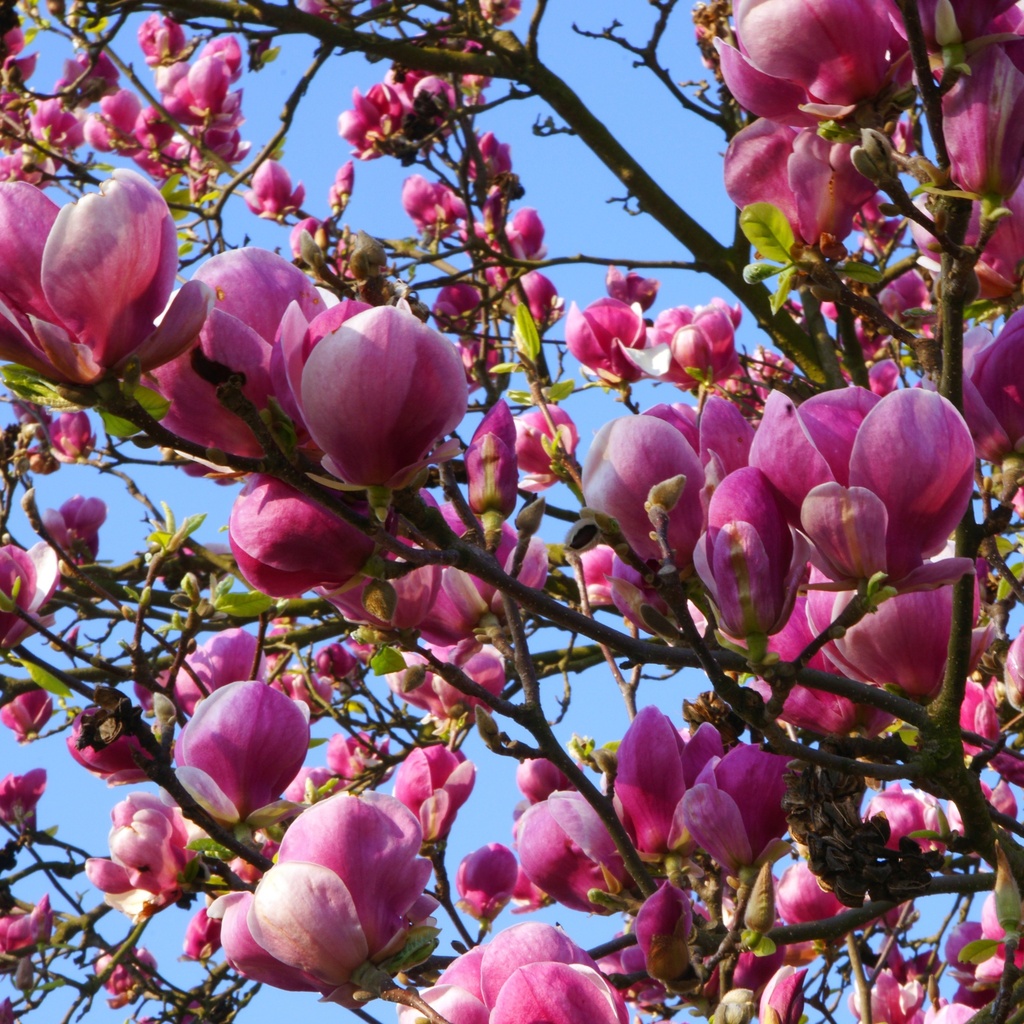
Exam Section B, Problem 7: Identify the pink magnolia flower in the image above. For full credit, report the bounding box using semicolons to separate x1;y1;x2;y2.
513;405;578;492
393;745;476;842
228;475;375;598
338;83;405;159
963;311;1024;465
776;861;844;925
329;161;355;211
761;966;807;1024
95;947;157;1008
605;265;659;311
0;170;211;384
42;495;106;563
0;542;59;647
681;742;791;877
582;413;704;566
515;270;563;326
137;14;188;65
515;791;630;913
402;922;628;1024
183;907;222;961
1;688;53;743
0;894;52;953
386;645;505;725
210;791;437;1006
85;793;196;921
751;387;975;590
66;707;151;785
635;883;693;985
243;160;305;220
174;680;310;826
467;400;518;521
300;303;468;493
401;175;467;237
565;298;647;384
164;627;267;716
515;758;573;805
694;465;808;653
725;120;877;247
48;411;95;462
456;843;519;924
0;768;46;829
325;731;390;786
325;557;441;633
630;302;741;387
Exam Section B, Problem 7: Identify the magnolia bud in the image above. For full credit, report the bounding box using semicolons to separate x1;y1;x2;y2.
714;989;755;1024
362;580;397;624
647;474;687;515
995;845;1022;934
744;861;776;934
851;129;896;183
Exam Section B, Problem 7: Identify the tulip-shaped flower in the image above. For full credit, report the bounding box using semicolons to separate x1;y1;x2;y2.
630;302;741;388
456;843;519;926
243;160;305;220
400;922;628;1024
635;883;693;986
614;707;724;858
1;688;53;743
515;790;631;913
0;169;211;384
393;745;475;842
42;495;106;564
211;791;438;1006
514;404;579;492
0;768;46;829
1006;628;1024;711
943;42;1024;200
751;387;975;590
694;466;808;660
228;474;375;598
565;297;647;384
300;303;468;508
0;542;59;647
167;626;267;716
606;265;659;310
582;414;704;567
0;894;52;953
85;792;195;921
183;907;222;961
174;680;310;827
681;742;791;878
761;966;807;1024
66;707;151;785
466;400;519;530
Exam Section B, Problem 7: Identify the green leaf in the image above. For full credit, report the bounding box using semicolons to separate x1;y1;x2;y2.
546;380;575;402
513;303;541;363
959;939;1001;965
370;647;407;676
910;183;982;201
98;410;140;438
489;362;520;374
133;385;170;421
19;658;73;698
309;736;327;749
739;203;796;264
743;261;786;284
0;364;88;410
741;930;777;957
213;590;275;617
186;837;234;859
506;389;532;405
770;265;797;314
840;262;883;284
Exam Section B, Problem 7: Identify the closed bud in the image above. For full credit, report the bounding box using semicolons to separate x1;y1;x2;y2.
851;129;895;183
646;474;688;515
515;496;546;537
714;988;755;1024
590;746;617;777
362;580;397;624
475;705;501;746
14;956;34;991
401;664;429;693
995;845;1022;934
152;693;177;728
350;230;387;279
744;861;776;935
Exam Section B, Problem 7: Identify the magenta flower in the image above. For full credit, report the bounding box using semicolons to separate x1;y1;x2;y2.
243;160;305;220
515;791;630;913
338;83;405;159
963;311;1024;464
211;791;437;1006
776;861;844;925
0;768;46;829
1006;627;1024;711
516;270;563;327
329;161;355;211
41;494;106;563
565;298;647;384
761;966;807;1024
175;680;310;826
515;758;573;805
167;627;267;716
326;557;441;632
864;783;941;852
385;645;505;724
401;175;467;237
0;170;211;384
300;304;468;493
66;707;151;785
456;843;519;924
635;883;693;985
725;120;877;247
0;542;59;648
48;411;95;462
630;302;741;388
605;265;659;310
85;792;195;921
467;400;518;521
404;922;628;1024
1;688;53;744
393;745;475;842
0;894;52;953
325;731;390;786
680;742;791;877
183;907;222;961
943;42;1024;199
582;414;704;566
751;387;975;589
228;475;375;598
94;947;157;1009
513;405;578;492
137;13;188;65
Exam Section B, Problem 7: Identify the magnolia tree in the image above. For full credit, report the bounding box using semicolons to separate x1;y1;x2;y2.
4;0;1024;1022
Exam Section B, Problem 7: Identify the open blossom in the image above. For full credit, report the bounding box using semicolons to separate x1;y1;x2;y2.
244;160;305;220
630;301;740;387
0;894;52;953
210;791;437;1006
42;495;106;563
393;745;476;842
401;175;466;237
565;298;647;384
0;543;59;647
85;793;196;921
95;947;158;1008
0;768;46;829
514;405;578;492
606;265;659;310
1;688;53;743
0;170;211;384
175;680;310;826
